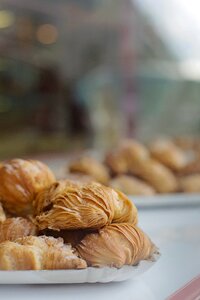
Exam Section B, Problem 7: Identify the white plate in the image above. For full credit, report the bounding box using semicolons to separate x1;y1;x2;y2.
130;193;200;208
0;256;159;284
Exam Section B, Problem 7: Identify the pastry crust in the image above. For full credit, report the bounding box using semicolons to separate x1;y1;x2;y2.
178;157;200;176
0;159;55;216
76;223;156;268
68;157;110;184
0;236;87;270
110;175;155;195
179;174;200;193
34;181;137;231
149;139;186;171
0;217;37;243
0;203;6;223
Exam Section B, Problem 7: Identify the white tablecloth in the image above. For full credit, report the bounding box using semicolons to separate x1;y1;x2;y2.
1;206;200;300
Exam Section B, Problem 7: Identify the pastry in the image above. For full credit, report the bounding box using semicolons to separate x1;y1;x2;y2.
0;217;37;243
110;175;155;195
0;159;55;216
34;181;137;230
76;223;156;268
178;157;200;176
68;157;110;184
0;203;6;223
65;173;94;184
179;174;200;193
149;139;186;171
0;235;87;270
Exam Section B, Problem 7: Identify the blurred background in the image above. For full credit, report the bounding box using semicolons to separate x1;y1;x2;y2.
0;0;200;159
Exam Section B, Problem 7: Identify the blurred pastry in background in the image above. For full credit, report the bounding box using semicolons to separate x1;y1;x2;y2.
0;203;6;223
110;175;155;195
76;223;156;268
0;159;55;216
68;156;110;184
178;156;200;176
0;217;37;243
149;139;187;171
179;174;200;193
65;173;94;184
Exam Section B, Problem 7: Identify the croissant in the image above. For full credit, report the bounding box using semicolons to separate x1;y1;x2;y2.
110;175;155;195
149;139;186;171
0;236;87;270
76;223;156;268
68;157;110;184
0;203;6;223
0;217;37;243
179;174;200;193
34;181;137;231
0;159;55;216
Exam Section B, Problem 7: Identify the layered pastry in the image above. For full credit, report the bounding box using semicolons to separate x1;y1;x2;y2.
110;175;155;196
0;159;55;216
0;236;87;270
149;139;186;171
0;217;37;243
34;181;138;231
76;223;156;268
68;157;110;184
179;174;200;193
0;203;6;223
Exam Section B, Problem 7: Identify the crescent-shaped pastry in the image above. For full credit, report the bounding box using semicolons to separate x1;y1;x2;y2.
110;175;155;195
0;236;87;270
76;223;156;268
68;157;110;184
0;203;6;223
0;217;37;243
34;181;137;230
0;159;55;216
149;139;186;171
179;174;200;193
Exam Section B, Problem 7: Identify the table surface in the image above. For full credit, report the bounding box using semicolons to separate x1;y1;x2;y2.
1;206;200;300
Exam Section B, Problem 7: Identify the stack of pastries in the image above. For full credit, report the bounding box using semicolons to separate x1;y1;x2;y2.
0;158;157;270
66;138;200;195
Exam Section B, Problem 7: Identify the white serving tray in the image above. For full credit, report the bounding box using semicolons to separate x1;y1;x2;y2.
130;193;200;208
0;257;159;284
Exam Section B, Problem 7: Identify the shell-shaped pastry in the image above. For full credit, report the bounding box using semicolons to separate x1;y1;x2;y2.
0;217;37;243
0;203;6;223
149;139;186;171
0;159;55;216
110;175;155;196
68;157;110;184
0;236;87;270
34;181;137;231
76;223;156;268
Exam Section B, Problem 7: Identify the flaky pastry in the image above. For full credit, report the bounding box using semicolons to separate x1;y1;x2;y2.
110;175;155;195
76;223;156;268
0;235;87;270
0;217;37;243
0;159;55;216
68;157;110;184
34;181;137;231
149;139;186;171
0;203;6;223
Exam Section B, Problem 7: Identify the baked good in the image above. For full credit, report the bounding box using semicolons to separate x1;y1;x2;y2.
34;181;137;230
149;139;186;171
68;157;110;184
0;235;87;270
0;217;37;243
0;159;55;216
0;203;6;223
178;157;200;176
76;223;156;268
179;174;200;193
110;175;155;195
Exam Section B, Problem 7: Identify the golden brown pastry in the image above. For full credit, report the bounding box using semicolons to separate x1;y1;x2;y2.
179;174;200;193
68;157;110;184
34;181;137;231
76;223;156;268
0;235;87;270
0;159;55;216
0;217;37;243
0;203;6;223
178;157;200;176
149;139;186;171
110;175;155;195
65;173;94;184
